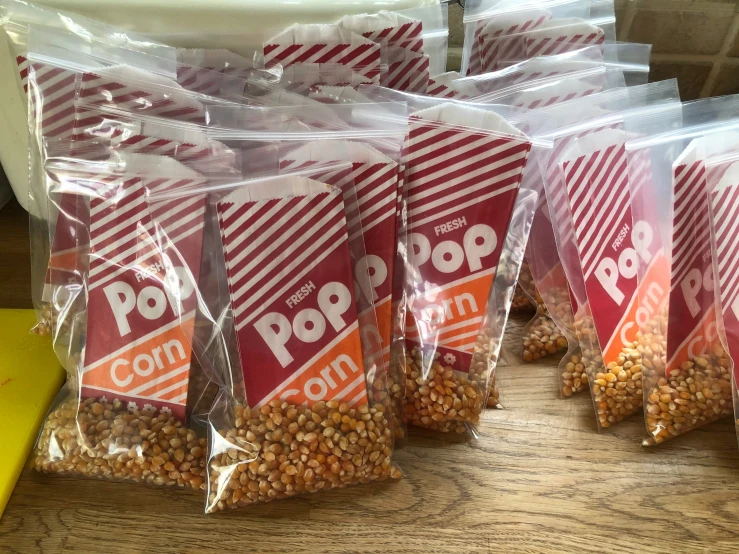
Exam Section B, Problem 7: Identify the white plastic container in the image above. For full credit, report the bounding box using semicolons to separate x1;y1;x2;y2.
0;0;436;211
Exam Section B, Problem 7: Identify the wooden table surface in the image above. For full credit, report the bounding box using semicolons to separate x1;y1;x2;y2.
2;200;739;553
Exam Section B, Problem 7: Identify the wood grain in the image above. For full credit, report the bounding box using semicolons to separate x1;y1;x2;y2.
2;316;739;553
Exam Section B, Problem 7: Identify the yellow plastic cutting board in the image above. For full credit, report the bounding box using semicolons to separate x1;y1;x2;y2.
0;309;65;518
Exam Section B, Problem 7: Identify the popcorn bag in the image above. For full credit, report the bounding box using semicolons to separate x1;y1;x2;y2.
142;166;401;512
627;97;739;443
340;10;428;92
560;129;668;428
555;91;680;430
447;43;644;102
277;140;406;436
536;81;679;427
461;0;615;76
262;23;381;87
202;103;410;442
33;151;210;490
402;103;534;432
463;54;629;371
339;4;448;93
25;38;241;339
217;178;368;409
707;141;739;443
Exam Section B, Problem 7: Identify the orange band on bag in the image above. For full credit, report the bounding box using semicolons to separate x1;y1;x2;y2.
603;252;670;362
83;316;195;397
408;270;495;352
263;325;368;407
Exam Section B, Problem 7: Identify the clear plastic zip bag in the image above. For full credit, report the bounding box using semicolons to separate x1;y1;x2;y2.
203;102;410;443
626;97;739;444
24;24;342;338
546;81;681;429
440;43;648;101
24;30;251;342
359;86;552;429
339;3;449;92
460;60;629;370
533;81;680;427
461;0;616;76
142;155;403;511
32;145;219;490
468;65;626;108
520;203;572;368
706;135;739;446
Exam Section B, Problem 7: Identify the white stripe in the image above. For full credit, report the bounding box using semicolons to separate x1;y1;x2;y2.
437;329;482;347
151;376;191;399
234;230;347;324
351;205;395;240
230;206;344;304
332;372;366;401
435;316;484;336
168;391;189;403
348;388;367;407
80;383;187;406
127;363;191;396
409;182;519;229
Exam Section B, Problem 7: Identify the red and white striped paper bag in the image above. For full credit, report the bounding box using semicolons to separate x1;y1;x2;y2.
263;24;381;86
559;129;669;422
383;51;430;93
26;59;82;139
544;116;621;322
521;19;605;63
469;8;550;75
72;101;238;174
77;65;206;124
426;72;472;99
279;141;400;374
340;11;429;92
404;104;532;374
42;66;211;303
44;154;206;305
480;17;604;74
664;142;721;373
709;152;739;380
217;177;368;408
509;74;609;110
74;168;207;419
